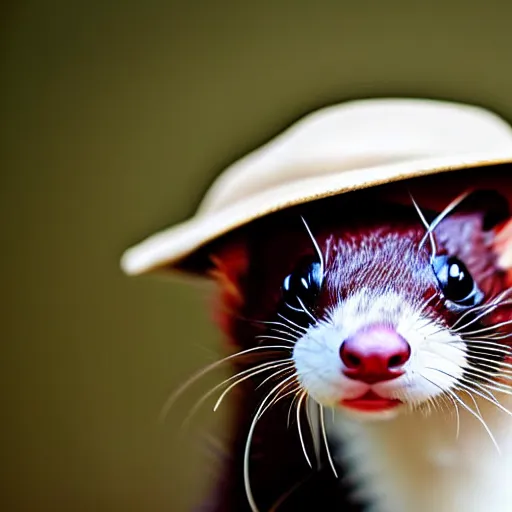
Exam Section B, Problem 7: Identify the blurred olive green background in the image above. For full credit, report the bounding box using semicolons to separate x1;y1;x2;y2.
2;1;512;511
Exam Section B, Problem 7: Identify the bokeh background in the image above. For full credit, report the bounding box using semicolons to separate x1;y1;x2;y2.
2;1;512;511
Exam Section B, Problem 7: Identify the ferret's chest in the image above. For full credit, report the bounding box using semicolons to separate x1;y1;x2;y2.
327;395;512;512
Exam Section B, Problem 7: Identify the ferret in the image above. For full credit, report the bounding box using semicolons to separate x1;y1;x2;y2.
171;173;512;512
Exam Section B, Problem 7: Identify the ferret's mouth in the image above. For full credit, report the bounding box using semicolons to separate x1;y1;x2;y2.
340;390;403;412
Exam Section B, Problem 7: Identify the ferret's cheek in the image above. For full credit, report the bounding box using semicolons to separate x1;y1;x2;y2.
292;325;366;406
396;340;466;404
397;314;467;378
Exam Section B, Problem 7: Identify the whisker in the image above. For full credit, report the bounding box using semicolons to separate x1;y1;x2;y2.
421;372;501;453
456;380;512;418
266;329;299;342
410;193;436;260
244;374;298;512
429;338;512;357
258;383;300;419
466;332;506;342
214;363;294;412
465;363;512;381
446;393;461;439
452;298;512;333
475;332;512;341
450;301;499;332
465;354;512;371
297;296;317;324
267;328;300;341
465;347;512;358
436;394;454;416
252;319;306;336
296;391;313;468
464;341;512;355
428;365;512;394
462;319;512;337
256;366;296;390
419;189;473;249
256;334;297;345
271;320;306;337
300;215;325;278
287;390;302;428
447;388;501;453
159;344;292;423
460;387;484;420
181;359;294;428
319;405;338;478
277;312;308;333
481;383;512;397
306;397;322;469
285;301;304;313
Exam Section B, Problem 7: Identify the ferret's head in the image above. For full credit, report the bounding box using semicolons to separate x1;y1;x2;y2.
209;187;512;422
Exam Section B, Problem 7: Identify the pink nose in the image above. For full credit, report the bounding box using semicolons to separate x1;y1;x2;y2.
340;325;411;384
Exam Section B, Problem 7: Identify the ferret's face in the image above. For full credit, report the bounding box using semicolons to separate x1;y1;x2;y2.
216;192;512;422
283;206;510;421
215;190;512;419
289;220;506;421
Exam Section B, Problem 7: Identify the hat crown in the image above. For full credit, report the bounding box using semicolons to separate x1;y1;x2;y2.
198;98;512;215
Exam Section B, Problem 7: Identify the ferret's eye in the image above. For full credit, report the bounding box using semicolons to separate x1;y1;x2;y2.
282;255;323;313
433;255;481;307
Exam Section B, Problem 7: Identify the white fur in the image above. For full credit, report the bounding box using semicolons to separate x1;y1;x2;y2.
294;291;466;408
329;393;512;512
292;290;512;511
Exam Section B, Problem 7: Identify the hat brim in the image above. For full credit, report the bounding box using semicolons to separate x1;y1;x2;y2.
120;151;512;278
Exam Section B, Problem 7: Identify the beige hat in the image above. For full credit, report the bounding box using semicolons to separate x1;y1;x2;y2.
120;97;512;277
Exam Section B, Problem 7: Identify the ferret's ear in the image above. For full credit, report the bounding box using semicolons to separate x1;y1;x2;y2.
460;189;512;272
494;217;512;272
432;189;511;278
462;189;512;271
